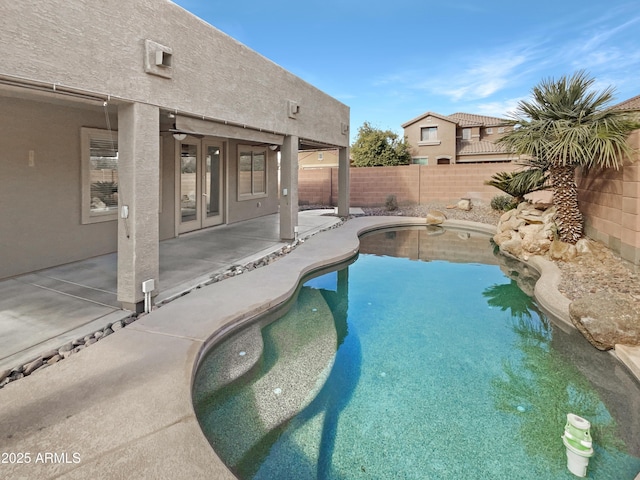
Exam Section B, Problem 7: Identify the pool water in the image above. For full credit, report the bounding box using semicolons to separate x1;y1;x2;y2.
193;227;640;479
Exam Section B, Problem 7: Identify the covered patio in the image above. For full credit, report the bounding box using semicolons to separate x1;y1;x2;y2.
0;211;342;372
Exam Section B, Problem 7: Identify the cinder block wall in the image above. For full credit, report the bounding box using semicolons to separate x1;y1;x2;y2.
298;168;333;205
578;130;640;265
299;162;518;207
419;163;518;203
349;165;421;207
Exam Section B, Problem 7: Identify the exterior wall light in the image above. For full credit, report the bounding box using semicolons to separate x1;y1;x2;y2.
172;132;187;141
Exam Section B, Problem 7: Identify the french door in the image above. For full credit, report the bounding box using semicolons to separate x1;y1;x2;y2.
178;139;224;234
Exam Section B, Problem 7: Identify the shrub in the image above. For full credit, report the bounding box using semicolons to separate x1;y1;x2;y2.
385;194;398;211
491;194;517;212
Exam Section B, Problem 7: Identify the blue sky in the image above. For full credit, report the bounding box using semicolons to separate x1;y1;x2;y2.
173;1;640;141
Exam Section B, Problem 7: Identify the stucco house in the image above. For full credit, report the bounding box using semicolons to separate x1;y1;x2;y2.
401;112;515;165
1;0;350;312
298;148;341;169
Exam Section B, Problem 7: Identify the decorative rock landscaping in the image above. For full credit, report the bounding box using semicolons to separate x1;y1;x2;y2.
494;200;640;350
0;317;135;388
569;292;640;350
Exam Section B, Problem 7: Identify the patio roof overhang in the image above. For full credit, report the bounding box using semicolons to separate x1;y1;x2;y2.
175;114;284;145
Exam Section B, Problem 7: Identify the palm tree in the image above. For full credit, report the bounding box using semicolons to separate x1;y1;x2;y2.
485;161;549;204
497;71;639;243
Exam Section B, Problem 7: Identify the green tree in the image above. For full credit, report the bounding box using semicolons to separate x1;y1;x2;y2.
350;122;412;167
497;71;639;243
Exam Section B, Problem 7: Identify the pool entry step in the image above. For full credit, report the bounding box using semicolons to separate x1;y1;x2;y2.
194;287;338;467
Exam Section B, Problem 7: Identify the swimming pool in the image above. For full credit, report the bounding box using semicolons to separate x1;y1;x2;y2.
193;226;640;479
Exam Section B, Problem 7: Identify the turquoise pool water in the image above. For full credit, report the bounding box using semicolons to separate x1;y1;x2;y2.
193;227;640;479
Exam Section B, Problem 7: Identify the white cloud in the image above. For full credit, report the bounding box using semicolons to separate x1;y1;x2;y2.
473;98;524;119
421;51;531;102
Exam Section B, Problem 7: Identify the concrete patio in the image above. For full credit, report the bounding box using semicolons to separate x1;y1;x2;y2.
0;210;343;373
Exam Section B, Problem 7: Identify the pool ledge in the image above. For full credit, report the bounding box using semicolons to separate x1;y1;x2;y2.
526;254;640;385
0;216;638;480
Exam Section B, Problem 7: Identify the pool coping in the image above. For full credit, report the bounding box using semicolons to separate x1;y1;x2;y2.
1;216;638;480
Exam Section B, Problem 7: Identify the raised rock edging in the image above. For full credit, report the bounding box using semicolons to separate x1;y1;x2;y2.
493;202;640;351
0;315;137;388
569;292;640;351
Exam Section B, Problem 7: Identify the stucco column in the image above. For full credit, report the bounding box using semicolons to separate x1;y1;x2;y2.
337;146;350;217
117;102;160;312
280;135;299;240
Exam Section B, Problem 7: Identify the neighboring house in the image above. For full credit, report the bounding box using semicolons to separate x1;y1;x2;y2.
611;93;640;113
1;0;350;312
401;112;515;164
298;149;340;169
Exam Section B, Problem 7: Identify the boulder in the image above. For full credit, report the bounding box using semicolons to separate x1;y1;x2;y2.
519;208;544;224
500;209;517;223
521;235;551;255
457;198;472;211
426;210;447;225
492;230;512;246
575;238;592;255
518;223;544;238
499;216;525;233
569;292;640;350
549;240;577;261
23;358;43;376
499;232;523;258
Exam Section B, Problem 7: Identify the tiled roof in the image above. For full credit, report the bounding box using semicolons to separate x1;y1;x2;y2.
612;94;640;112
447;112;508;127
458;139;507;155
402;111;508;128
401;111;456;128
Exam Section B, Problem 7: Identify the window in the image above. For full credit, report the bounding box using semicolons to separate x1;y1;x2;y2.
238;146;267;199
420;127;438;142
462;128;471;140
498;127;505;134
318;152;324;161
81;128;118;224
486;128;493;134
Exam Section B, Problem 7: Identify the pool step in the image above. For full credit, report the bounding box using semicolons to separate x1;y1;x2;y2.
193;324;264;395
197;287;338;467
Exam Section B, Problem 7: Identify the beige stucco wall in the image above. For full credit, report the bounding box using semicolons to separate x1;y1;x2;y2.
1;0;349;148
0;97;120;278
404;116;457;162
0;94;281;279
